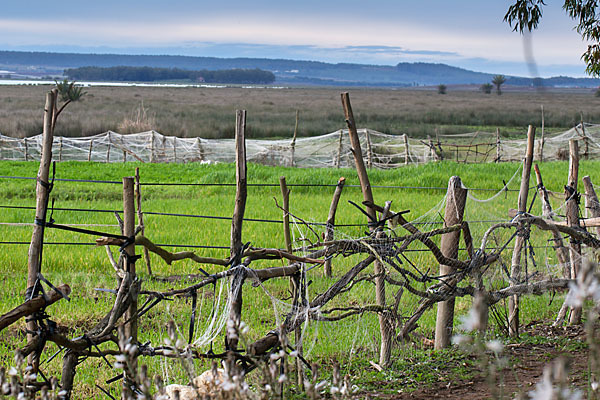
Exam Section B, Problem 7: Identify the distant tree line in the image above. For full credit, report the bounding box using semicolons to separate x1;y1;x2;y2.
64;66;276;84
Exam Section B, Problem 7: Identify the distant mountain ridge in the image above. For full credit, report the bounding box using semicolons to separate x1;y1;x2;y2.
1;50;598;87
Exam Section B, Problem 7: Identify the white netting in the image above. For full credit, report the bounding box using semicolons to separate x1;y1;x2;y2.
7;124;598;167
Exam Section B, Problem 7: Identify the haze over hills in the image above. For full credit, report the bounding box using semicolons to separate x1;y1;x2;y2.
0;50;598;88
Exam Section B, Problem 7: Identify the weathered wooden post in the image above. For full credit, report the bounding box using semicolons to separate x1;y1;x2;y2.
534;163;572;327
583;176;600;237
173;136;177;163
341;92;392;367
366;130;373;168
106;132;111;163
122;176;138;395
290;110;298;167
335;129;343;168
26;89;57;372
24;138;28;161
150;131;155;163
508;125;535;337
196;137;204;162
434;176;467;349
227;110;247;353
539;105;545;162
324;177;346;277
88;140;93;162
278;176;304;388
58;136;63;162
566;139;582;325
404;134;410;165
496;128;501;163
135;168;152;275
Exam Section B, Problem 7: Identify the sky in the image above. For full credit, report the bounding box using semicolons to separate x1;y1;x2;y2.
0;1;591;77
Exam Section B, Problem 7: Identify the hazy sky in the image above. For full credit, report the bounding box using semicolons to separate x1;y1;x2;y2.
0;1;590;77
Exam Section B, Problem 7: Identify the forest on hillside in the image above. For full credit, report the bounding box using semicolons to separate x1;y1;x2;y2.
64;66;276;84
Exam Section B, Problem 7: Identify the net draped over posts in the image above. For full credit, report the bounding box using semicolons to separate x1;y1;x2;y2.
3;123;599;167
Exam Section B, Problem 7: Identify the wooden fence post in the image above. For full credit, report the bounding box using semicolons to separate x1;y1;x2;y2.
88;140;93;162
534;164;572;327
196;137;204;162
508;125;535;337
496;128;501;163
583;176;600;238
335;129;343;168
122;176;138;390
106;132;111;163
24;138;28;161
404;134;410;165
324;177;346;277
135;168;151;275
366;130;373;168
279;176;304;388
26;89;57;372
150;131;155;163
341;92;392;367
539;105;545;162
58;136;63;162
434;176;467;349
290;110;298;167
227;110;247;353
173;136;177;163
566;139;582;325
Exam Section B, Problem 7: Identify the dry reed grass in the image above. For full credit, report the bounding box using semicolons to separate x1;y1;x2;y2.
0;84;599;139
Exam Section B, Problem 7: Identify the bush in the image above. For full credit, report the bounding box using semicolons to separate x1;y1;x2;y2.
481;83;493;94
438;84;447;94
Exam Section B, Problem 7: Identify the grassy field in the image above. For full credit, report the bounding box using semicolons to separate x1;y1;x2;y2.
0;159;596;397
1;84;600;140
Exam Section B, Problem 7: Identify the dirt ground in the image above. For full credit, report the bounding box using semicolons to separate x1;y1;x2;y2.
360;322;590;399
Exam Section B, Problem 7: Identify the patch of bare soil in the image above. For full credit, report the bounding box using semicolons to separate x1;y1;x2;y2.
359;322;589;400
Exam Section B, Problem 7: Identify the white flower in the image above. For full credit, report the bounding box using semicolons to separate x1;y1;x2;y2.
460;308;481;332
7;367;18;377
265;384;272;392
289;350;299;357
592;381;599;391
115;354;127;363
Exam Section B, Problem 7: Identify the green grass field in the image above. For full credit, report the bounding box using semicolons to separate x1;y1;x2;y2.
0;159;595;398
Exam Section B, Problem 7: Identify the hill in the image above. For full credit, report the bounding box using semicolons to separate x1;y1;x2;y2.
0;50;599;87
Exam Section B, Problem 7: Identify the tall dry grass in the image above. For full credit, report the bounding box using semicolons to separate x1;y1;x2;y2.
0;84;599;139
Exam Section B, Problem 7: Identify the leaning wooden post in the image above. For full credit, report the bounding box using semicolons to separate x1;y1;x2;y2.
122;176;138;385
290;110;299;167
341;92;392;367
324;177;346;277
434;176;467;349
508;125;535;337
26;89;57;372
496;128;501;163
566;139;582;325
135;168;152;275
227;110;247;352
404;134;410;165
583;176;600;238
